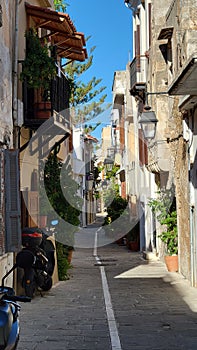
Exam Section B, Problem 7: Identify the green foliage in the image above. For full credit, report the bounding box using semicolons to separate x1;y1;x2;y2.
148;190;178;255
103;176;119;208
159;211;178;255
84;122;101;134
53;0;68;12
20;28;56;90
43;153;82;226
106;165;120;180
41;151;82;280
103;195;128;226
55;1;111;124
94;191;100;200
55;241;72;280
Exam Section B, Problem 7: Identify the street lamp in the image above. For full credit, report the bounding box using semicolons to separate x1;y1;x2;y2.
138;106;158;140
124;0;141;11
102;179;108;190
104;157;114;171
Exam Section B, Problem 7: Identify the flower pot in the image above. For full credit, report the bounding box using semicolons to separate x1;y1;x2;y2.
127;240;139;252
164;255;178;272
67;250;73;264
115;237;125;245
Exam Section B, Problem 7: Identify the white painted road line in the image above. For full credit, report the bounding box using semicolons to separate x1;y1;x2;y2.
94;229;122;350
93;227;101;256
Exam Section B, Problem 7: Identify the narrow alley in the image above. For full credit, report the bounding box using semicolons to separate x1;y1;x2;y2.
17;219;197;350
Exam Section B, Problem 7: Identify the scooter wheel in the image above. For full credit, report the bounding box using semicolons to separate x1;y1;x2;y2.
36;271;53;292
41;275;53;291
24;281;35;298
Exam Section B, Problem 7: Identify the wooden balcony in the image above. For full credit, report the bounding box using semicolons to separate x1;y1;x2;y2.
130;56;147;100
23;71;70;130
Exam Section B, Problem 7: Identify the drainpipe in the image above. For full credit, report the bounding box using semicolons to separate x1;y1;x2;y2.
188;111;195;286
12;0;20;148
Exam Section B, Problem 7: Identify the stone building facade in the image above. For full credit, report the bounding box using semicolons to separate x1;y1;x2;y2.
124;0;196;284
0;0;88;288
0;0;22;285
164;0;197;285
149;0;191;280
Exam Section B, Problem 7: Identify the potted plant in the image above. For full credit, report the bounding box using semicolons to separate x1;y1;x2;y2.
103;195;129;244
20;28;56;117
158;210;178;272
126;222;140;251
148;189;178;272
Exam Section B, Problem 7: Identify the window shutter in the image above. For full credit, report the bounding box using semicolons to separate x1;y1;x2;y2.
139;130;148;166
0;5;2;28
27;191;39;227
136;25;141;72
139;129;144;166
5;149;21;252
0;150;5;255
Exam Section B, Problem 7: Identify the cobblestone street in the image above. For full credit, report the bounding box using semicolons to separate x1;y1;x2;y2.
18;221;197;350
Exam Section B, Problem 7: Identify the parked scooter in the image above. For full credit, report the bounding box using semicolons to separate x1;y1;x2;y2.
0;250;32;350
39;221;57;277
21;225;56;298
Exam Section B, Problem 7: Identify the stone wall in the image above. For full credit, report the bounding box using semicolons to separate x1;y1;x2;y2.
149;0;191;280
169;100;190;280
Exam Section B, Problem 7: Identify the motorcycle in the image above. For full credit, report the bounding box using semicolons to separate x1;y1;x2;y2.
21;225;56;298
0;250;32;350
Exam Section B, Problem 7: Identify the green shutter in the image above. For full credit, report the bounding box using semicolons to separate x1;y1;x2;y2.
5;149;21;252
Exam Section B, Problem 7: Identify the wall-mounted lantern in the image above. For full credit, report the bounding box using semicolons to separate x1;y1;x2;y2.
124;0;141;11
138;106;158;140
104;157;114;171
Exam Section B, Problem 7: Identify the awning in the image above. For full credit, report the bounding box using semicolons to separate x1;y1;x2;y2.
168;54;197;95
25;2;87;62
116;167;125;175
158;27;173;40
116;167;125;182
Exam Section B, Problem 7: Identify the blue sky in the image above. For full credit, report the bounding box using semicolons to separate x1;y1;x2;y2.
67;0;133;138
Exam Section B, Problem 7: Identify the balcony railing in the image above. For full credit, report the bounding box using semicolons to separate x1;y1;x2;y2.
130;56;147;96
23;70;70;129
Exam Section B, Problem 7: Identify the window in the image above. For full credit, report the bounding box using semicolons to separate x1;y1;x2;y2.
0;151;5;255
0;5;2;27
4;150;21;253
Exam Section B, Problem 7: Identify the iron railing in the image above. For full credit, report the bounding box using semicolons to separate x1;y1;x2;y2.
23;70;70;129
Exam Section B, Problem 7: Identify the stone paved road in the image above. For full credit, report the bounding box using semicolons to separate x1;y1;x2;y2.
17;220;197;350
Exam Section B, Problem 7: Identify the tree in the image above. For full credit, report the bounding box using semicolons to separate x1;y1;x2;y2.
53;0;68;12
65;41;111;125
41;150;83;280
54;0;111;127
84;122;101;134
43;152;82;228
